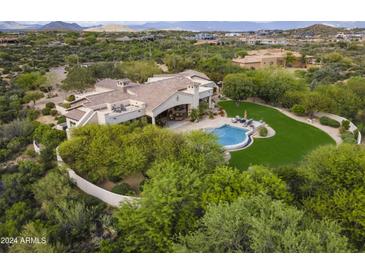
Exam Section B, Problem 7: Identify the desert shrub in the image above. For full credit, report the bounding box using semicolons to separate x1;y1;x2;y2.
341;132;356;144
41;108;51;116
45;102;55;109
259;126;268;137
66;95;75;102
190;109;199;122
50;109;58;116
291;104;306;116
319;116;340;128
111;182;135;196
63;102;71;109
341;119;350;130
57;116;66;124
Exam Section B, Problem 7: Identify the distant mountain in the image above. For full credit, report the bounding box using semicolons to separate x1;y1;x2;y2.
2;21;365;32
0;21;42;30
84;24;135;33
130;21;365;32
40;21;83;31
288;24;344;36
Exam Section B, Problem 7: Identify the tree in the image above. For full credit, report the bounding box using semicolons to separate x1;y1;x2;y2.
176;195;350;252
112;161;205;252
197;55;242;82
15;72;46;91
222;73;256;101
301;92;333;118
23;91;44;106
202;165;292;208
61;66;95;92
9;221;58;253
117;60;162;83
298;144;365;250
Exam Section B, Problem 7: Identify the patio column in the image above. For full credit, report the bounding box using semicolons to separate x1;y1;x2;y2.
151;116;156;125
209;96;213;108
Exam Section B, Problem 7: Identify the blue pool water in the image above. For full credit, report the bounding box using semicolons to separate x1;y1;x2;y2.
209;125;249;147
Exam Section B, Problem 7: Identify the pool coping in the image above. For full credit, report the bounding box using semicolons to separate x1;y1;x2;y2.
205;123;255;151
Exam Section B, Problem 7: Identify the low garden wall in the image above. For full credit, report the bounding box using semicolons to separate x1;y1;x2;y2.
56;148;137;207
316;112;362;145
33;140;41;155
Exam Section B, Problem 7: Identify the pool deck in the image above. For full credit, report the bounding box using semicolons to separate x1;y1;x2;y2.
170;115;256;133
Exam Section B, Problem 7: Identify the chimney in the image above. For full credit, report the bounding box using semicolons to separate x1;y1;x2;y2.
191;82;200;109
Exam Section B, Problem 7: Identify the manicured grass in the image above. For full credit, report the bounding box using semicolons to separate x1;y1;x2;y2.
219;101;335;170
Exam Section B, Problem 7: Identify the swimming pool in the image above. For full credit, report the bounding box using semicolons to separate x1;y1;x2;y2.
207;125;251;150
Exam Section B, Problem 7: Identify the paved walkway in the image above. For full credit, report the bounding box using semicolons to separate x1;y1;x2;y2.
251;102;343;144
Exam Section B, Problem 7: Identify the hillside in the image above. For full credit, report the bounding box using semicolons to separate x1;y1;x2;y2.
84;24;136;32
40;21;83;31
288;23;345;36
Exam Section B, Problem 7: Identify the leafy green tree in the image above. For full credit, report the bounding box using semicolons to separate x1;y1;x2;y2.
222;73;256;100
202;165;292;208
198;54;242;82
298;144;365;249
117;60;162;83
112;161;204;252
61;66;95;91
301;92;333;118
0;202;34;238
23;91;44;106
15;72;46;91
9;221;58;253
176;195;350;252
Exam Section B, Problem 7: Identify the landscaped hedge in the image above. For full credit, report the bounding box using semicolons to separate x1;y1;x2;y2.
319;116;340;128
111;182;136;196
259;126;268;137
291;104;306;116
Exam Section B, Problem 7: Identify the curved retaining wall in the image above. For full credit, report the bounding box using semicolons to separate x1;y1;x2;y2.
315;112;362;145
56;148;137;207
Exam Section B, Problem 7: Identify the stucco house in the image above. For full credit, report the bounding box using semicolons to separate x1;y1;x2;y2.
232;48;302;69
61;70;216;132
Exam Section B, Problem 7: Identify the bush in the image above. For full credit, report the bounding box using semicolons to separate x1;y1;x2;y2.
341;131;356;144
50;109;58;116
57;116;66;124
291;104;306;116
259;126;268;137
111;182;135;196
319;116;340;128
45;102;55;109
66;95;75;102
341;120;350;130
63;102;71;109
208;111;214;119
41;107;51;116
190;109;199;122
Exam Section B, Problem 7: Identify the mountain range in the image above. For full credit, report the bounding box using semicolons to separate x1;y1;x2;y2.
1;21;365;32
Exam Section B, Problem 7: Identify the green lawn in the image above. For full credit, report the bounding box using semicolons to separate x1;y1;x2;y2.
219;101;335;170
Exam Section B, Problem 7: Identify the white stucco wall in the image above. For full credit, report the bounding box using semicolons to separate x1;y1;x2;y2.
152;91;194;117
104;108;145;124
56;148;138;207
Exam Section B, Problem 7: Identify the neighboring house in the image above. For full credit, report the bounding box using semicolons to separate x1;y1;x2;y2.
62;70;216;133
232;48;302;69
